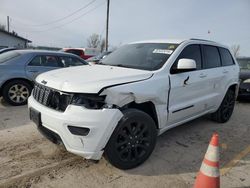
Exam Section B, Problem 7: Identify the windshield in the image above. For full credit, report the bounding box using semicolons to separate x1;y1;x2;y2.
101;43;178;70
237;58;250;70
0;51;20;64
88;51;111;61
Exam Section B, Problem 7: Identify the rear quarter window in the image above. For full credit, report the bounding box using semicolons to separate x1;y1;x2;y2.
219;48;235;66
0;51;20;63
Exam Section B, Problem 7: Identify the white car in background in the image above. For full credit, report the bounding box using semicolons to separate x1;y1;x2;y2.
28;39;239;169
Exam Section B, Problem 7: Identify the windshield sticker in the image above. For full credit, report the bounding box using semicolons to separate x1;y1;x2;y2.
168;45;176;49
153;49;173;54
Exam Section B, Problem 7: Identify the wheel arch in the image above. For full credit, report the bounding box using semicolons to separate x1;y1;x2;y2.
226;83;239;99
120;101;159;129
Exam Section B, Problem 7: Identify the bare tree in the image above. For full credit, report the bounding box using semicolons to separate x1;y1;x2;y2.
231;44;240;57
87;33;101;48
0;23;6;31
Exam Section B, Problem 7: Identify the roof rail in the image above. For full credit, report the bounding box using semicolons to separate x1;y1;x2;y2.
190;38;216;43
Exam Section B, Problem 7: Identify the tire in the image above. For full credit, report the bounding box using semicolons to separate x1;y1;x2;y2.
2;80;32;106
105;108;157;169
210;89;235;123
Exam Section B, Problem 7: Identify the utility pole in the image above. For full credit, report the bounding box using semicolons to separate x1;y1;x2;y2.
7;16;10;32
105;0;110;51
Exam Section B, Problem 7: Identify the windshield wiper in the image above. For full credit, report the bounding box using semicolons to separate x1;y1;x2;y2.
96;61;109;65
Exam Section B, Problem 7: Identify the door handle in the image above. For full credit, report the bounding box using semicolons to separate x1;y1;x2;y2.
199;74;207;78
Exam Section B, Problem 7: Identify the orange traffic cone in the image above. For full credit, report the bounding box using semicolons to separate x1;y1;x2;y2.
194;133;220;188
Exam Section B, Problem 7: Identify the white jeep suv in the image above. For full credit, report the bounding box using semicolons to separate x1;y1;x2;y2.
28;39;239;169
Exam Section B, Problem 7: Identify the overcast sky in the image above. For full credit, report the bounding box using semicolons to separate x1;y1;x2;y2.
0;0;249;56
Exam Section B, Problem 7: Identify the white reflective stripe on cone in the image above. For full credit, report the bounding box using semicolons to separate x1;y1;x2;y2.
205;145;219;162
200;162;220;177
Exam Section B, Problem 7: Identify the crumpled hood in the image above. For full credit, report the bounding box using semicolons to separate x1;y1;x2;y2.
36;65;153;93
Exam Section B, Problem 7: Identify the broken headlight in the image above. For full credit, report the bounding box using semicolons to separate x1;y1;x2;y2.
71;94;106;109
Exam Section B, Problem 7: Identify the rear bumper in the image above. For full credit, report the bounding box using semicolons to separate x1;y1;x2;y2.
28;95;123;160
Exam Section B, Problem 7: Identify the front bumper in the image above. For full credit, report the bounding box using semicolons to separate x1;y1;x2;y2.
238;83;250;98
0;80;4;96
28;95;123;160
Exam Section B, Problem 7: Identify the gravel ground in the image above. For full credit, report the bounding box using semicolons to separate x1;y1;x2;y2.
0;97;250;188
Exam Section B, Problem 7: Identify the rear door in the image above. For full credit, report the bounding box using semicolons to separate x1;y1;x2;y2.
201;45;225;107
25;55;64;80
168;44;211;124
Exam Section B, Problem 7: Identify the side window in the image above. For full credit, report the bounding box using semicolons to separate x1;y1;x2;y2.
29;55;64;67
219;48;234;66
29;56;42;66
171;44;202;74
59;56;85;67
203;45;221;69
43;55;63;67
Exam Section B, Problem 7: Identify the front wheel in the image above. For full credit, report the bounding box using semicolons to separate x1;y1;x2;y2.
105;109;157;169
2;80;32;106
210;89;235;123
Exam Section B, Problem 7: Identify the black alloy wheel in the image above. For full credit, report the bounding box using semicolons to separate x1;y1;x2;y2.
105;109;157;169
211;89;235;123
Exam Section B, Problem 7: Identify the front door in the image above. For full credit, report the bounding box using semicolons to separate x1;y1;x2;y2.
168;44;210;124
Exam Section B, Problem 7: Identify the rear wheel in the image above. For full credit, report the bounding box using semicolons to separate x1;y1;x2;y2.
2;80;32;106
105;109;157;169
210;89;235;123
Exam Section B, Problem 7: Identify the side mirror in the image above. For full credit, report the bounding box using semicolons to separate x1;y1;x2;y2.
177;58;196;71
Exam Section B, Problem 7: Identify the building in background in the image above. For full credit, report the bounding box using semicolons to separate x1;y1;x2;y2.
0;29;31;49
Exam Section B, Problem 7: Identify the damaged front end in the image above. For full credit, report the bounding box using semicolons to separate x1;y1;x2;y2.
70;93;119;110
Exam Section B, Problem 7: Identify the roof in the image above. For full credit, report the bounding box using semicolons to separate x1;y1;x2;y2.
131;39;187;44
13;49;82;57
131;38;220;45
0;29;32;43
63;48;99;50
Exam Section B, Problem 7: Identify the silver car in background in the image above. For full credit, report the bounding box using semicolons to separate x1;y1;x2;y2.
0;50;88;105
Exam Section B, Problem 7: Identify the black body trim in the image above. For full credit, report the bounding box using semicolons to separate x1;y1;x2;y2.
38;124;63;145
172;105;194;113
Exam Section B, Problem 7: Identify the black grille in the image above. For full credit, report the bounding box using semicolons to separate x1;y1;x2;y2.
32;84;72;112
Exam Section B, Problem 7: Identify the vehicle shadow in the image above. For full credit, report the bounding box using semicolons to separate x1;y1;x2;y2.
126;103;250;177
0;97;10;107
237;97;250;103
0;97;30;130
127;117;217;176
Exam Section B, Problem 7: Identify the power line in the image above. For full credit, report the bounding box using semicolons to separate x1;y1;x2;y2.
11;1;105;33
12;0;97;27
